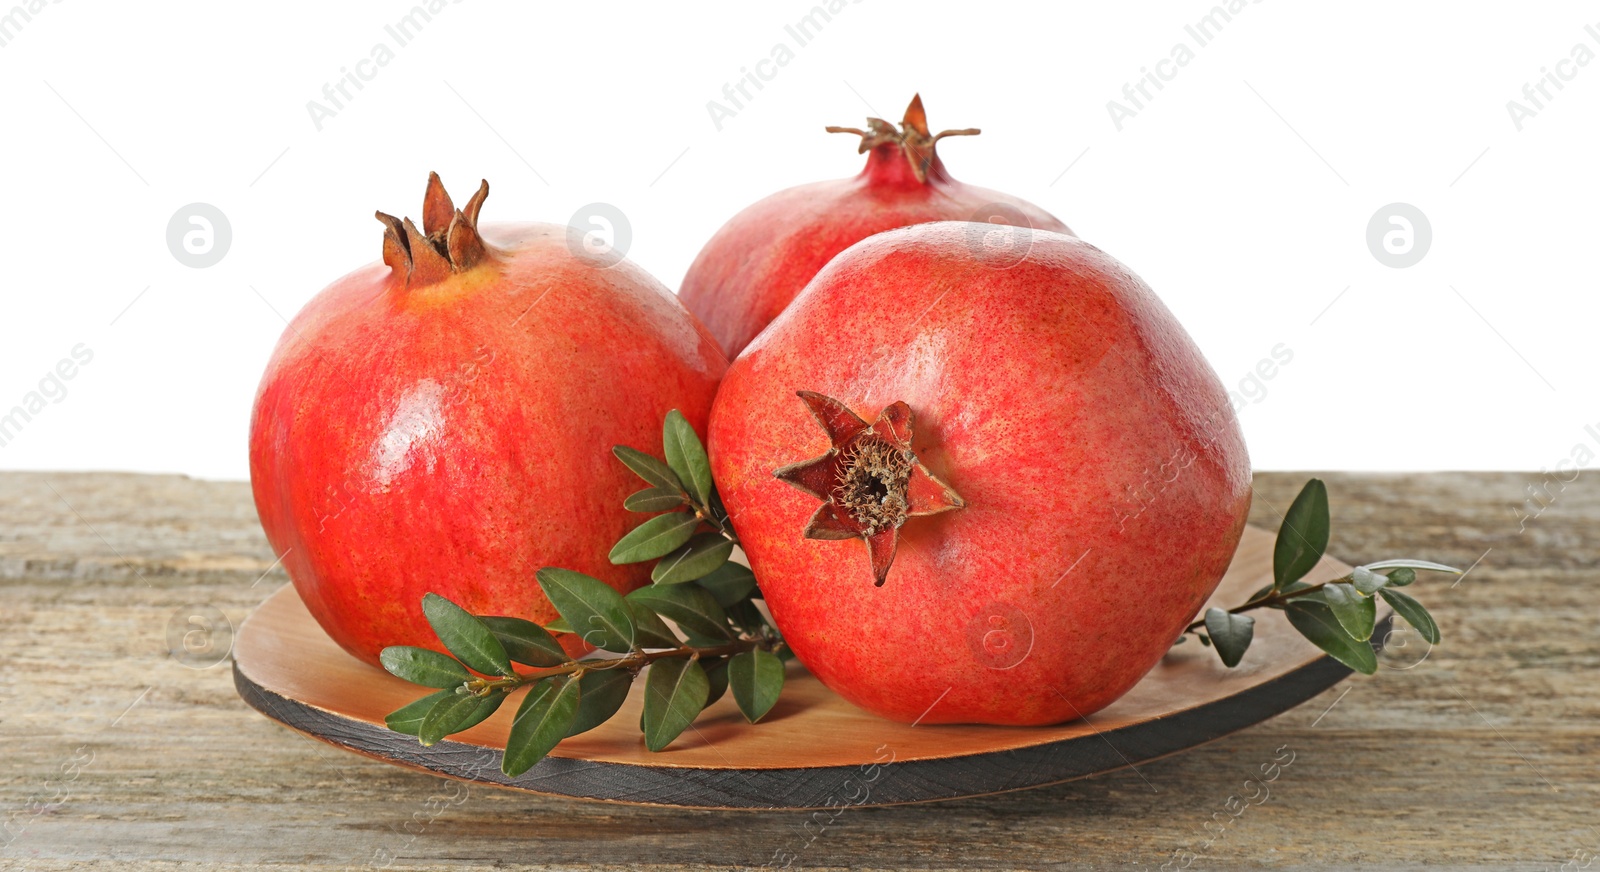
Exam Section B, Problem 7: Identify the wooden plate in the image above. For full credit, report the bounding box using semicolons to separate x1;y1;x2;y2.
233;525;1385;809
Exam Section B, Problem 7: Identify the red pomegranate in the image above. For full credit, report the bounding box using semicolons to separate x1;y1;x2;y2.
249;174;726;667
680;94;1072;357
707;222;1250;726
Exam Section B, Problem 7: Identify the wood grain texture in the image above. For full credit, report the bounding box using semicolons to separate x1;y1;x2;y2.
231;526;1370;808
0;471;1595;870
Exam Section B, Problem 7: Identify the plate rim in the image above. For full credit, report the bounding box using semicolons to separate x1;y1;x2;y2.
233;522;1389;809
233;634;1371;810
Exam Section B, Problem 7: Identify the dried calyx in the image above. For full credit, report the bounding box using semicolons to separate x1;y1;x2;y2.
376;172;493;287
826;93;980;183
834;436;914;535
774;391;964;586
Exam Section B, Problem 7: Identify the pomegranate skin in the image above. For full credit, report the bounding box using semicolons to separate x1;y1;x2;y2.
708;223;1250;726
250;221;727;667
679;104;1070;358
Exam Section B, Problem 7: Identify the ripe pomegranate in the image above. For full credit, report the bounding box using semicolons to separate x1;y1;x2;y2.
708;223;1250;726
679;94;1072;357
250;174;726;667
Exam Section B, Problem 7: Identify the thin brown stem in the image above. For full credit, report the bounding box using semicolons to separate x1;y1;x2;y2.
1182;577;1347;635
691;502;739;546
467;637;772;695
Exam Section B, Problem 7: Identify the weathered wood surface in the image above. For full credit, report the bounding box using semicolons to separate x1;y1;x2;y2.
0;471;1593;870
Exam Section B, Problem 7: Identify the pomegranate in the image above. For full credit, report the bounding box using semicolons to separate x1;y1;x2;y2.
707;222;1250;726
249;174;726;667
679;94;1072;357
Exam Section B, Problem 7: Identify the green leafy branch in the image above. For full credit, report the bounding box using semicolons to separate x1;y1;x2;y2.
1179;478;1460;674
378;410;786;777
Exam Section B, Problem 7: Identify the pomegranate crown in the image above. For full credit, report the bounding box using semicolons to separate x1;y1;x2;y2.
825;93;980;184
774;392;964;586
375;172;493;287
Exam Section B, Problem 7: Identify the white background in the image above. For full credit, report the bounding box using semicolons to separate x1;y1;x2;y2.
0;0;1594;481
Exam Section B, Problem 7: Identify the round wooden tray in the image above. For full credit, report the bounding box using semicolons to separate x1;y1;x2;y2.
233;525;1385;809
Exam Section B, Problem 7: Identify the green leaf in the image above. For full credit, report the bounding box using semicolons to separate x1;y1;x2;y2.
642;658;710;752
613;445;684;493
422;593;514;677
1380;588;1441;644
662;410;714;510
1274;479;1330;589
652;533;735;585
1360;558;1461;575
729;649;785;723
452;693;504;733
1285;600;1377;675
379;646;472;688
703;658;730;707
480;615;568;668
725;600;767;634
697;562;758;607
543;617;573;633
1350;566;1388;595
626;600;682;648
624;487;686;513
385;690;456;736
536;568;636;654
1203;608;1255;668
502;676;581;777
566;669;634;738
419;690;504;747
627;584;733;641
1384;567;1417;587
1322;582;1376;641
609;512;700;564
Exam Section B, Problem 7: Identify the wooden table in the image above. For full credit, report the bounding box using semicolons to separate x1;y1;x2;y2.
1;471;1592;870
